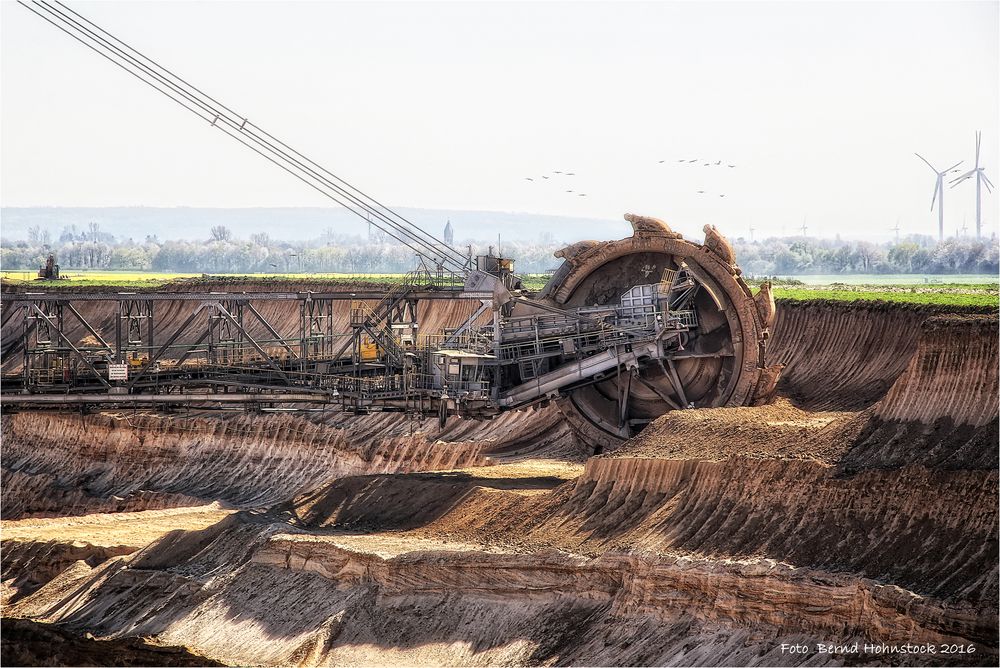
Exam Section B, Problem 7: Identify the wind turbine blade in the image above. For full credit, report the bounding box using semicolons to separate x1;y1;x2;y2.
945;160;963;172
914;153;937;172
981;172;995;193
950;170;975;185
976;131;981;168
931;182;939;210
981;171;996;190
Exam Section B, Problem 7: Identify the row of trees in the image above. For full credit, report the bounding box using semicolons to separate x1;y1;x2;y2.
3;223;998;276
732;237;999;276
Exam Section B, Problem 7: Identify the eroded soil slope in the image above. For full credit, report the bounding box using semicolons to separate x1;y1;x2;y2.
2;404;580;519
767;300;990;411
2;298;997;666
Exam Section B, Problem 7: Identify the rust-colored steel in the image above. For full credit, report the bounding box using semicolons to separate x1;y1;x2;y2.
538;214;781;449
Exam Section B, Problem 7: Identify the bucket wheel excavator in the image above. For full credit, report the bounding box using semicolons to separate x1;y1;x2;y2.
537;214;781;448
8;1;783;447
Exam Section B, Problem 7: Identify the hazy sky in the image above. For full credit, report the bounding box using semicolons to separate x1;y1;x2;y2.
2;0;998;242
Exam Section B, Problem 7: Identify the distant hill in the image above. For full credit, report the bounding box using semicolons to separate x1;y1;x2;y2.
0;207;626;244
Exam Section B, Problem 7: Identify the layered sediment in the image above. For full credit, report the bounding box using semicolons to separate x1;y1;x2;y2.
766;300;988;411
1;296;996;666
1;404;582;520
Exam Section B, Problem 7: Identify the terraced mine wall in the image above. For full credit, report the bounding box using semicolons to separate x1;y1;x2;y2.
5;517;992;667
1;405;579;519
766;300;994;411
2;287;997;666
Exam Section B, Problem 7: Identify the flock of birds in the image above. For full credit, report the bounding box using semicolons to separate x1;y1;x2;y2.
667;158;737;197
666;158;737;168
523;171;587;196
523;158;738;199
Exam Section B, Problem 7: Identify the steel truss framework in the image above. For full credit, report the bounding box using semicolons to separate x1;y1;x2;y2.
1;260;743;440
1;288;491;413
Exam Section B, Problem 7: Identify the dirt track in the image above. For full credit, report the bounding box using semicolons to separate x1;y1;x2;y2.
1;285;997;666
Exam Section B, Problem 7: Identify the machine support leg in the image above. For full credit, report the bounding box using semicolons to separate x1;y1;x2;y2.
215;304;290;382
129;302;211;388
665;358;688;407
28;303;111;389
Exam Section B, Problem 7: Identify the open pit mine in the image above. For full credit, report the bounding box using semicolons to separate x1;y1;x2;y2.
2;2;998;666
2;263;997;667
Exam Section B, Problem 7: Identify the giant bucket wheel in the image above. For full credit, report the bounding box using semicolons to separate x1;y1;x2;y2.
537;214;780;450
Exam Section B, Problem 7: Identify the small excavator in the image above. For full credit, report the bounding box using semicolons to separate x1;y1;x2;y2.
37;254;60;280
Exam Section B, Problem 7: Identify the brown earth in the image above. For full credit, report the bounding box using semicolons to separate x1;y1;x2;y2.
1;617;224;667
766;301;990;411
1;286;997;666
1;404;582;520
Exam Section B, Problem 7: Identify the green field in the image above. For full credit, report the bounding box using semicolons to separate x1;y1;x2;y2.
0;270;555;291
772;286;997;308
3;270;995;308
771;273;997;286
0;270;411;288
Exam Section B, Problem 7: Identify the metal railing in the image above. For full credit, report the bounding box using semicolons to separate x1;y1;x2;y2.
329;373;409;397
407;268;466;290
416;332;493;354
668;309;698;329
412;373;490;395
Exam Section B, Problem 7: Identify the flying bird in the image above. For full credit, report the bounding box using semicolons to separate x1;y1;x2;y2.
719;194;726;198
554;171;562;174
566;190;574;193
658;160;665;163
578;193;587;197
566;172;575;176
677;159;685;162
524;177;534;181
728;165;735;168
715;160;722;166
703;163;710;166
541;176;549;179
697;190;705;194
688;159;698;163
269;263;278;268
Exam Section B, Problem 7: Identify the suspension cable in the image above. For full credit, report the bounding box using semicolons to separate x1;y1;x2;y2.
33;0;467;269
19;0;470;272
50;0;464;268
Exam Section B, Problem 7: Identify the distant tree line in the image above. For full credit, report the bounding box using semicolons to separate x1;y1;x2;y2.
732;235;998;276
2;223;998;276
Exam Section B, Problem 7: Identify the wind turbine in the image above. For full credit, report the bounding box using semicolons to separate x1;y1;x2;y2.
891;219;901;242
915;153;962;242
950;131;995;239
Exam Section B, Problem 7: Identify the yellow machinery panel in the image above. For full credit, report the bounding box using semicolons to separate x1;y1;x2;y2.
359;339;378;361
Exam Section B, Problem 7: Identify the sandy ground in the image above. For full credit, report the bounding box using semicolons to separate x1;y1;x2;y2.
0;461;576;553
439;459;585;493
614;398;857;463
1;503;234;549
